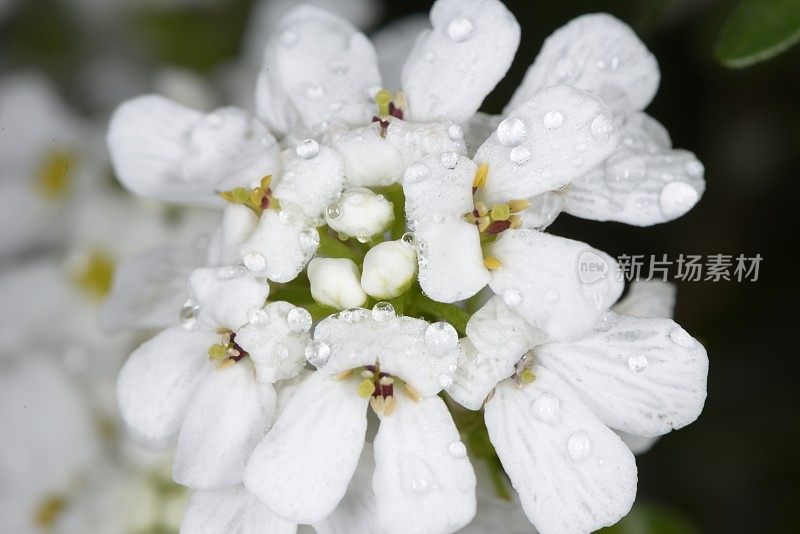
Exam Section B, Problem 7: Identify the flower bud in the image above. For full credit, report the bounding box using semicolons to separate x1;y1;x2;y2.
325;187;394;241
360;240;417;299
307;257;367;309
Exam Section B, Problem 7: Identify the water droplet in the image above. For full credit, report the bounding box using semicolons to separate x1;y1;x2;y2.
217;265;244;280
326;202;342;219
306;85;325;100
372;301;396;322
669;327;694;348
341;308;368;323
659;182;698;218
405;161;431;182
279;31;297;48
590;114;613;139
502;288;522;307
401;232;416;247
305;340;331;367
296;139;320;159
248;307;269;326
497;117;526;147
610;56;620;69
274;343;289;360
543;110;563;130
401;457;434;494
356;229;370;243
448;441;467;458
685;160;704;176
440;151;458;169
425;322;458;354
180;299;199;330
243;252;266;272
438;373;454;388
509;146;530;166
627;354;648;372
447;124;463;140
567;432;591;462
531;394;560;424
594;310;615;332
544;290;559;302
447;17;474;42
287;307;313;332
299;228;320;252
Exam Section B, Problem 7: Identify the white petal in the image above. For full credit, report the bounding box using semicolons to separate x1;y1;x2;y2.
108;96;279;206
240;210;319;283
262;6;381;136
403;153;476;226
313;445;379;534
562;113;705;225
235;302;311;383
373;395;476;534
489;230;624;340
243;372;368;524
462;112;502;157
476;86;619;203
466;295;543;362
307;257;368;310
615;430;660;455
189;267;270;331
174;360;276;489
402;0;520;123
273;144;345;221
207;205;259;267
535;312;708;437
385;119;467;170
415;216;489;303
372;14;430;90
181;486;297;534
506;13;659;115
517;192;563;231
446;338;514;410
117;327;215;446
331;123;406;187
101;244;204;332
613;280;676;319
485;369;637;534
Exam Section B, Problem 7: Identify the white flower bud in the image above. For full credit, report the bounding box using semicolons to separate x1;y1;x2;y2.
307;257;367;310
325;187;394;240
360;240;417;299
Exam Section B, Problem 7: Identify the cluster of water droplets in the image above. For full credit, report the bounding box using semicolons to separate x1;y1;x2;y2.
180;299;200;331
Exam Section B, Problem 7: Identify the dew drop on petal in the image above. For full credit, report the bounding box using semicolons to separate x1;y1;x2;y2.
356;229;370;243
447;124;463;140
502;288;522;307
448;440;467;458
543;110;563;130
341;308;369;323
447;18;474;42
594;310;615;332
425;321;458;354
659;182;699;218
401;232;416;247
627;354;648;372
590;114;613;140
496;117;526;147
248;307;269;326
296;139;320;159
440;151;458;169
305;340;331;367
509;146;530;166
243;252;266;272
217;265;244;280
530;394;560;424
372;301;396;322
274;343;290;360
326;202;342;219
405;161;431;182
287;307;313;332
402;458;434;494
669;327;695;348
567;432;591;462
299;228;320;252
180;299;199;331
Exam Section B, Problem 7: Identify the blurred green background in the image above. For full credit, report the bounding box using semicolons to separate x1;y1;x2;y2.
2;0;798;531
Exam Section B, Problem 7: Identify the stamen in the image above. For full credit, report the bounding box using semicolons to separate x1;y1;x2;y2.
509;215;522;229
490;204;511;221
472;163;488;190
477;215;491;233
370;395;385;415
483;256;502;270
475;202;488;217
334;369;353;380
484;220;511;236
519;368;536;384
218;358;236;370
375;89;392;117
208;344;227;360
357;378;376;398
218;175;275;216
403;383;421;402
507;199;530;213
383;395;396;416
360;368;374;379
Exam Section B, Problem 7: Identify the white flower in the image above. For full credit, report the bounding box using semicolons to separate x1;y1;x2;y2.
447;286;708;533
116;267;311;490
243;310;476;533
307;257;367;310
360;239;417;299
325;186;394;239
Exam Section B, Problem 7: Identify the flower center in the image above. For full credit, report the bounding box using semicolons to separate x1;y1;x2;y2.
464;163;529;270
36;150;73;200
71;248;115;300
207;331;248;369
513;353;536;386
335;361;420;417
218;174;279;216
372;89;405;136
33;493;67;528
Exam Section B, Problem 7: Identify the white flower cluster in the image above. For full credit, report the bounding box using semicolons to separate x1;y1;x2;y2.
105;1;709;533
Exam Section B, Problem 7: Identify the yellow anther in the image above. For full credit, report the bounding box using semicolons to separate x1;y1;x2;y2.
73;249;115;300
34;494;67;527
208;344;228;360
490;204;511;221
520;368;536;384
357;378;376;398
37;151;73;200
507;199;530;213
383;395;397;416
219;175;275;216
483;256;502;270
464;212;478;224
375;89;392;117
403;383;421;402
509;214;523;229
473;163;489;189
475;202;488;217
477;215;491;233
393;91;406;111
218;358;236;370
260;175;272;189
334;369;353;380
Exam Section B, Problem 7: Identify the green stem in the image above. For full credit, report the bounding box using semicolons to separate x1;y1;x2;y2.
317;227;362;263
411;292;470;336
487;458;511;501
374;184;406;240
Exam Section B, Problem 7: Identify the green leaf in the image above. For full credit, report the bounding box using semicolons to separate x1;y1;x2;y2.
599;502;701;534
715;0;800;68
